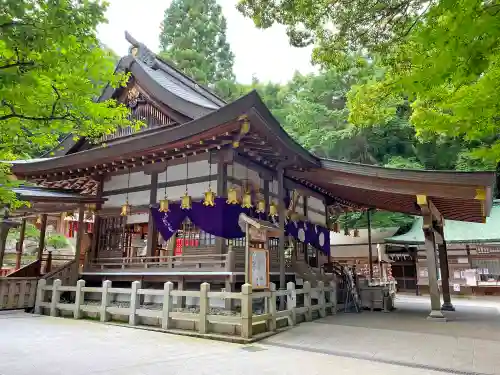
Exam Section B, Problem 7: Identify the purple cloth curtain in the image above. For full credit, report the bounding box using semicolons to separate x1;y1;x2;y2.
151;197;330;255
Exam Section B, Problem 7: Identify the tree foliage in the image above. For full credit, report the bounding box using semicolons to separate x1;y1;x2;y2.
0;0;135;207
237;0;500;165
159;0;235;89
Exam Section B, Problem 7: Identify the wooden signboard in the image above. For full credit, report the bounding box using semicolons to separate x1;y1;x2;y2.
249;248;270;289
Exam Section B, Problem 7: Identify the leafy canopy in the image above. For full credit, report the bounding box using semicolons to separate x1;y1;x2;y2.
237;0;500;165
160;0;235;88
0;0;135;207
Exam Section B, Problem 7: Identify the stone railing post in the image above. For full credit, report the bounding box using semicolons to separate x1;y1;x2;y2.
34;278;47;314
286;281;296;326
162;281;173;329
129;281;141;325
50;279;61;317
303;281;312;322
318;281;326;318
225;249;235;272
268;282;277;332
329;281;337;314
74;279;85;319
100;280;111;322
199;282;210;334
241;283;252;339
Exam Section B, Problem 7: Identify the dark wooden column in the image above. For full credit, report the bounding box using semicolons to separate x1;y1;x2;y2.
91;176;104;261
74;205;85;269
436;226;454;311
303;196;308;264
277;167;286;307
146;171;159;257
37;214;48;262
0;214;19;269
216;158;228;254
16;218;26;270
367;209;374;280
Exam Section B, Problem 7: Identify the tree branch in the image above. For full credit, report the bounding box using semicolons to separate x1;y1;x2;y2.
0;100;71;122
0;61;35;70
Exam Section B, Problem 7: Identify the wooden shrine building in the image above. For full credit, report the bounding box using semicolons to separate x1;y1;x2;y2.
4;32;496;320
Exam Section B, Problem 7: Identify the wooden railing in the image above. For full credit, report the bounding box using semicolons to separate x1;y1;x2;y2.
7;260;41;278
90;251;235;272
0;277;38;310
43;260;77;286
35;278;336;340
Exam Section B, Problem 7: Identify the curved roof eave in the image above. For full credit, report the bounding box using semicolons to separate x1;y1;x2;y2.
11;91;319;175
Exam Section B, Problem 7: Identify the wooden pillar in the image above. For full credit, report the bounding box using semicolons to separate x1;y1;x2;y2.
216;158;228;254
16;218;26;270
436;226;454;311
423;227;445;320
367;209;374;280
74;205;85;267
91;177;104;261
146;171;159;257
303;196;308;264
37;214;48;263
0;220;17;270
277;167;286;308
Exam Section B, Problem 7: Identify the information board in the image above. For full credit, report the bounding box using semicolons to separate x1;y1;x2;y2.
249;248;270;289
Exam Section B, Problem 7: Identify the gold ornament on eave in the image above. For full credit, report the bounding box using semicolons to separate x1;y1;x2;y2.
181;192;192;210
241;190;252;209
120;201;131;217
226;187;239;205
203;188;216;207
159;197;170;213
256;198;266;214
269;202;278;218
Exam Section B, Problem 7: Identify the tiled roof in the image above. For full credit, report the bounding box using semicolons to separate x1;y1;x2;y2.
385;200;500;244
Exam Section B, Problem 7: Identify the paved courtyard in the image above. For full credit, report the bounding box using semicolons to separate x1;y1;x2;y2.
1;296;500;375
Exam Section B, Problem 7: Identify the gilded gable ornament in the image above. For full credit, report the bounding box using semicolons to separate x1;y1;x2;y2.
269;202;278;218
159;198;170;213
226;187;239;205
203;188;216;207
241;191;252;209
181;192;192;210
256;198;266;214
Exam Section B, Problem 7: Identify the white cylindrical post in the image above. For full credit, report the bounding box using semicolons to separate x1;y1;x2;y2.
199;282;210;334
129;281;141;325
50;279;61;317
286;281;296;326
162;281;173;329
241;283;252;339
74;279;85;319
100;280;111;322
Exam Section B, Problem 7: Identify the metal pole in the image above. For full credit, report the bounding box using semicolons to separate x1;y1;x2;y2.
367;209;374;280
244;222;249;284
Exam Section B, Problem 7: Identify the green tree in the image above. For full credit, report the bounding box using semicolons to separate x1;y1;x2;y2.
0;0;136;207
159;0;235;88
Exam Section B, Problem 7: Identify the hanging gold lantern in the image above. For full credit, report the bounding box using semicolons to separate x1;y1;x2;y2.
159;198;170;213
226;187;239;205
181;192;192;210
343;226;350;236
203;188;216;207
353;228;360;237
256;198;266;214
241;191;252;208
269;201;278;218
120;201;131;216
36;215;41;224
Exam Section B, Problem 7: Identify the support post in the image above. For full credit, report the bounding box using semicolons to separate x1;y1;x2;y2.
437;227;454;311
268;282;277;331
216;158;227;254
34;279;47;314
175;278;185;308
74;279;85;319
318;281;326;318
424;228;446;321
367;209;374;280
224;279;234;310
303;281;312;321
329;281;337;314
74;205;85;270
199;282;210;334
162;281;173;329
129;281;140;325
147;172;158;257
100;280;111;322
37;214;48;274
16;218;26;270
241;283;252;339
286;281;296;326
50;279;61;317
277;167;286;309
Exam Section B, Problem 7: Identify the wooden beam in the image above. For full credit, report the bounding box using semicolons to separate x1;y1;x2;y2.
278;166;286;308
74;205;85;271
216;158;228;255
146;171;158;257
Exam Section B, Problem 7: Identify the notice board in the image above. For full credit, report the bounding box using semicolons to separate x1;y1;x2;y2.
249;248;270;289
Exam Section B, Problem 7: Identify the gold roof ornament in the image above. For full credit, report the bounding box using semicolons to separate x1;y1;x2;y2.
181;192;192;210
256;198;266;214
226;187;239;205
120;202;131;217
159;198;170;213
203;188;216;207
269;201;278;218
241;191;252;209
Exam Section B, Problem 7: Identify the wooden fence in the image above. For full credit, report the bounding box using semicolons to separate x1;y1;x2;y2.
0;277;38;310
35;279;337;340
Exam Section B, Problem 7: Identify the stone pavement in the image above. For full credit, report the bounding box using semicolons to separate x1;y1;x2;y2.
1;295;500;375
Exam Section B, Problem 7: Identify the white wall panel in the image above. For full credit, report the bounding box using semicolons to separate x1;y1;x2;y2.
308;196;325;213
157;159;216;182
103;171;151;192
307;211;326;226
